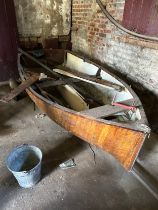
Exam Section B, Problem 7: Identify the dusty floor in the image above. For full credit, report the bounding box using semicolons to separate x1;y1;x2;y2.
0;86;158;210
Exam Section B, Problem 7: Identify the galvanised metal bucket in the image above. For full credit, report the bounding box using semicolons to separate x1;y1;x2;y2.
6;144;42;188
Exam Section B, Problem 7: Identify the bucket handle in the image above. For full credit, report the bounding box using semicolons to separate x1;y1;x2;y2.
16;144;28;148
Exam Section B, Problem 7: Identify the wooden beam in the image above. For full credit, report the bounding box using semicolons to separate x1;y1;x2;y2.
0;75;39;103
55;65;125;91
39;78;80;89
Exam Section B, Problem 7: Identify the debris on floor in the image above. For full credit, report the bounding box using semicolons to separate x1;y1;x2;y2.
39;73;48;81
35;113;46;119
59;159;76;169
57;130;69;133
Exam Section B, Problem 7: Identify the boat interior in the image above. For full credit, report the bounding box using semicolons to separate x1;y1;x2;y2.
19;49;146;127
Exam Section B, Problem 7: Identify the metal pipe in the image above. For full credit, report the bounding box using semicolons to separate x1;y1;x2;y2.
96;0;158;42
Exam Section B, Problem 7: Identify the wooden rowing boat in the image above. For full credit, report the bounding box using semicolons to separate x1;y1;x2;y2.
18;49;150;171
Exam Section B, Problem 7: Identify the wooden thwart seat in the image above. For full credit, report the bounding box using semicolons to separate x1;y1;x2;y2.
79;99;141;119
80;104;127;119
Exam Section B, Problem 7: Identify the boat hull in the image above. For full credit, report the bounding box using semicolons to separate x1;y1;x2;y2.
27;88;146;171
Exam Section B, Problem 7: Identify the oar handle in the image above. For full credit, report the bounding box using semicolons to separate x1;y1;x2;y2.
112;102;137;111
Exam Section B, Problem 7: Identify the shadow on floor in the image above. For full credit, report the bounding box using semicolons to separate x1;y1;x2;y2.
42;136;86;178
139;132;158;161
37;167;158;210
0;172;18;210
0;97;33;136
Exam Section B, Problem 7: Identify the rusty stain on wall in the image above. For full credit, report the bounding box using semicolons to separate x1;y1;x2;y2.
14;0;71;40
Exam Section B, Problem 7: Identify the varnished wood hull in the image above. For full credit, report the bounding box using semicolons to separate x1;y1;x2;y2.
27;88;146;171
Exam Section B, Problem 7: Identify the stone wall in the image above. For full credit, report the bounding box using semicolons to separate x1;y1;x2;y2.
71;0;158;96
14;0;71;40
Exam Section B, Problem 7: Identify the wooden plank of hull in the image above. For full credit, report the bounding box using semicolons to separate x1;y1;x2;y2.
27;88;146;171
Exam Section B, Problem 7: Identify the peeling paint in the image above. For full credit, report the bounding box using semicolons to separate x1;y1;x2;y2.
14;0;71;39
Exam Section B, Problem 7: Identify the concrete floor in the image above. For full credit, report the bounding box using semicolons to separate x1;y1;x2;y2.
0;86;158;210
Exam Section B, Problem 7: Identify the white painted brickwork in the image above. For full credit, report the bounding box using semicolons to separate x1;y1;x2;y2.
72;0;158;95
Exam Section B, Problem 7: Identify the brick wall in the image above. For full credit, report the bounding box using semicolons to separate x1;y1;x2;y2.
72;0;124;56
72;0;122;56
71;0;158;95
